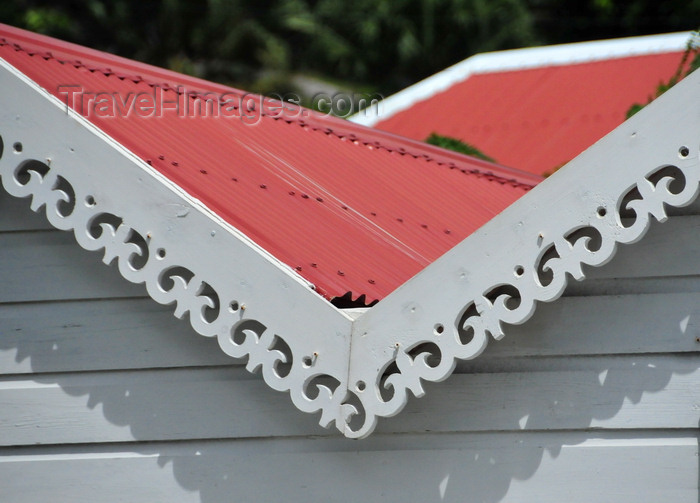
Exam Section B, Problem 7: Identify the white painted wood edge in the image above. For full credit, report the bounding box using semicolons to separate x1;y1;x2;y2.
346;69;700;438
3;54;699;440
0;58;355;435
350;31;691;126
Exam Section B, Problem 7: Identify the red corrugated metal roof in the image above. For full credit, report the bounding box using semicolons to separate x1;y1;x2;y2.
373;49;687;176
0;24;541;304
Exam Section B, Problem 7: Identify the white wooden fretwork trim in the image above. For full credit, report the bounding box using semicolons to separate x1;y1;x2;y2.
348;69;700;437
0;59;355;434
1;57;699;439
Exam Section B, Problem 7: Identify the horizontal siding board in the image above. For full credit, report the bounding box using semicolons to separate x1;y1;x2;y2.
0;367;327;445
0;449;200;503
563;276;700;297
0;231;145;303
390;356;700;435
586;215;700;280
0;192;53;231
0;433;697;503
668;196;700;216
0;298;235;375
483;292;700;358
1;172;699;501
0;292;696;377
1;355;699;445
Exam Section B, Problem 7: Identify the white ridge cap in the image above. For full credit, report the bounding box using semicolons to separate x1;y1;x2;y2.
350;31;691;126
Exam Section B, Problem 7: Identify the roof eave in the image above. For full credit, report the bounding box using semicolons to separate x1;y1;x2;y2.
3;55;699;440
346;68;700;437
351;31;690;127
0;57;355;432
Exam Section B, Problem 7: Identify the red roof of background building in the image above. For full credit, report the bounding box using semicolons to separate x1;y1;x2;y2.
370;45;688;176
0;24;541;304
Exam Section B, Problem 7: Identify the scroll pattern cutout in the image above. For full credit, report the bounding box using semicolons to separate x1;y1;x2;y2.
0;139;349;434
342;159;700;438
2;135;698;439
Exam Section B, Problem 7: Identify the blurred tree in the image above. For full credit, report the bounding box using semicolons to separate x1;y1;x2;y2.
278;0;536;92
626;28;700;118
1;1;698;106
526;0;700;43
0;0;534;94
425;133;495;162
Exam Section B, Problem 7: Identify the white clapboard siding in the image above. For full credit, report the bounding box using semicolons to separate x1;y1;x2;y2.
1;354;698;445
668;196;700;216
483;291;700;358
0;192;53;231
0;367;326;445
1;180;700;502
585;215;700;280
0;231;145;302
563;275;700;298
669;196;700;216
0;433;697;503
0;298;235;375
0;292;696;377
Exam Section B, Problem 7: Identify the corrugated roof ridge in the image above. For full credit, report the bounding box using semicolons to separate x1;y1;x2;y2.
272;116;539;189
304;117;542;188
351;31;690;127
0;27;541;190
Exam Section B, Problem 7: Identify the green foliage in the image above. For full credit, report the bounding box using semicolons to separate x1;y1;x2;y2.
425;133;495;162
2;1;699;103
23;7;76;37
277;0;537;92
0;0;535;95
626;28;700;118
525;0;700;45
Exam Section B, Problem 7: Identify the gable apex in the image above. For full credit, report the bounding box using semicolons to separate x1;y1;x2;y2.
1;34;699;438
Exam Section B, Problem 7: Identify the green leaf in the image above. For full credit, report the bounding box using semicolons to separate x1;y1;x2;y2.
425;133;496;163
